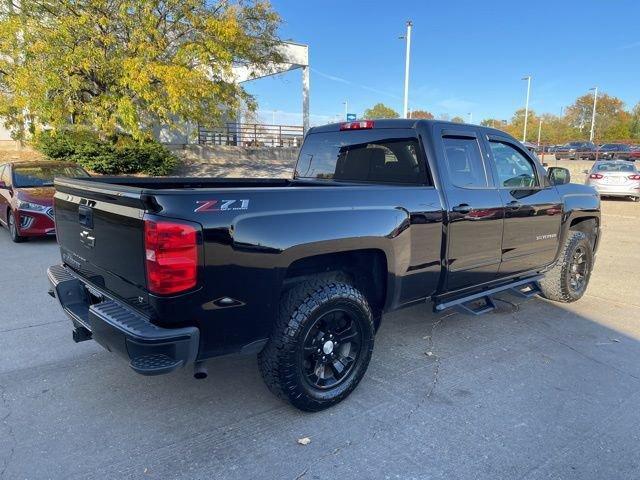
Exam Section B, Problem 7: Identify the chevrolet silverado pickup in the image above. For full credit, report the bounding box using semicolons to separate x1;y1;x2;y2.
47;119;601;411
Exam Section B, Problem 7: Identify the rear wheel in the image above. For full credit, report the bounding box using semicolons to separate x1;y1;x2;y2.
539;231;593;303
259;279;375;411
7;211;26;243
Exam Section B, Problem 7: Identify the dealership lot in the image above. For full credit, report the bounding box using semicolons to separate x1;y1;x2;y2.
1;198;639;479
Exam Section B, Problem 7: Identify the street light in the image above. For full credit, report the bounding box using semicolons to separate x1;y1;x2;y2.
589;87;598;143
400;20;413;118
343;100;348;121
537;119;543;146
467;112;472;124
522;75;531;142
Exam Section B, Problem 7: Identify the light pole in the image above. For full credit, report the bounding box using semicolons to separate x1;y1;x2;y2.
401;20;413;118
522;75;531;142
467;112;472;124
343;100;348;120
537;119;542;146
589;87;598;142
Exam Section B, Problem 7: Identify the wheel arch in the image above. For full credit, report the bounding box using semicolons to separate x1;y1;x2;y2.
568;216;599;251
281;249;390;330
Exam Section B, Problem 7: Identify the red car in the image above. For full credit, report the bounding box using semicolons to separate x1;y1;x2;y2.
0;161;89;242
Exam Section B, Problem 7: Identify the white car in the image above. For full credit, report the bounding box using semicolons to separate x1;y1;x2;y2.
585;161;640;201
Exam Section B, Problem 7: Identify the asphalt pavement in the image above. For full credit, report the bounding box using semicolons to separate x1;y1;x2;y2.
1;199;639;480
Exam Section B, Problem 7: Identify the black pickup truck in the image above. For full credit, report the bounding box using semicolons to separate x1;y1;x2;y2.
48;119;601;411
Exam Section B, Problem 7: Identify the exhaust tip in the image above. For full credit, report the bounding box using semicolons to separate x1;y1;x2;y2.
193;362;208;380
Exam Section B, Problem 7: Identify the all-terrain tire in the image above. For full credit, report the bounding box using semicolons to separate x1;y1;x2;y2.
258;279;375;411
539;231;593;303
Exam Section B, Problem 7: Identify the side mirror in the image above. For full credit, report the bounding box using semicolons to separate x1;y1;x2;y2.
582;169;589;174
547;167;571;185
0;181;7;189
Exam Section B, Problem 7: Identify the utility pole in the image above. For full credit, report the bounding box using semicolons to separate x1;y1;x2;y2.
589;87;598;142
343;100;348;120
401;20;413;118
522;75;531;142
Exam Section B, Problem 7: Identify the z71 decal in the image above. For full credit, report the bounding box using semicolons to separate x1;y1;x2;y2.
194;199;250;213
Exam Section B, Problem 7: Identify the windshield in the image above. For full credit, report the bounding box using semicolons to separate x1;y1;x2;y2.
593;162;636;173
13;165;89;188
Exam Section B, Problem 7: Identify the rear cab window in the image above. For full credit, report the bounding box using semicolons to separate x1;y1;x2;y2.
441;137;488;188
295;129;429;185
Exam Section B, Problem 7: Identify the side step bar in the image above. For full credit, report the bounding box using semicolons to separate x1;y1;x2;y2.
434;275;543;316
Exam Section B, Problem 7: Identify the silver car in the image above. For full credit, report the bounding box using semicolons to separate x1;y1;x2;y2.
585;161;640;201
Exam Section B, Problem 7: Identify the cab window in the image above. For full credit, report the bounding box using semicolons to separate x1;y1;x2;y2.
442;137;488;188
489;141;539;188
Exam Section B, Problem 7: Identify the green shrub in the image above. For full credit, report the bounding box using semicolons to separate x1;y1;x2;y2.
33;131;178;176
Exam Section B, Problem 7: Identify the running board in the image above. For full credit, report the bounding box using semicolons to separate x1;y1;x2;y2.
434;275;543;316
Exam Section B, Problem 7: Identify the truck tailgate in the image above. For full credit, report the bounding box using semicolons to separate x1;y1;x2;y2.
54;178;149;310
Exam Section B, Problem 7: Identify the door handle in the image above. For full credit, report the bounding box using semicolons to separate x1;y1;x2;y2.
507;201;522;210
452;203;472;214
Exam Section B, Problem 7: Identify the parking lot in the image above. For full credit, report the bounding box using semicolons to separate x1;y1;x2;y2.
1;195;639;479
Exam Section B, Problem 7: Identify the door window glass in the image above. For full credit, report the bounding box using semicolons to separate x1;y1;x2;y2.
442;137;488;188
489;141;538;188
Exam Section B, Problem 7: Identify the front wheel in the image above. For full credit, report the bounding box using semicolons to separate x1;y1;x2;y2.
539;231;593;302
8;211;26;243
259;280;375;411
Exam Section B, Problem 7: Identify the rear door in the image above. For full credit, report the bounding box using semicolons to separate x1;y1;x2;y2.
483;134;562;275
435;124;504;291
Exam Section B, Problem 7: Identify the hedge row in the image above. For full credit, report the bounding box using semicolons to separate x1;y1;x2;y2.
34;131;178;176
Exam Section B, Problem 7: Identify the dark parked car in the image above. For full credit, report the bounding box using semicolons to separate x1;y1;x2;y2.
0;161;89;242
597;143;635;161
555;141;597;160
47;120;601;411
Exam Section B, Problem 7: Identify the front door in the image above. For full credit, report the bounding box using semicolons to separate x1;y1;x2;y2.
436;125;505;291
483;135;563;275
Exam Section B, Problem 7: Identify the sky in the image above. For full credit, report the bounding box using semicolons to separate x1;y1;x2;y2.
243;0;640;126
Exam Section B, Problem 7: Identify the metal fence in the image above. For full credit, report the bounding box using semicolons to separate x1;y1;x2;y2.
198;123;304;148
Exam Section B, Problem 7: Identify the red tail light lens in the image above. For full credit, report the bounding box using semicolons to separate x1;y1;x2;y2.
144;219;198;295
589;173;603;179
628;174;640;180
340;120;374;130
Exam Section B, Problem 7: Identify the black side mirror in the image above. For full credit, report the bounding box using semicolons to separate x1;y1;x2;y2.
0;181;8;189
547;167;570;185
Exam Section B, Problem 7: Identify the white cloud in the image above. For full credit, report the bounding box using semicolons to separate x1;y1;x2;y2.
436;98;477;112
312;68;401;100
619;41;640;50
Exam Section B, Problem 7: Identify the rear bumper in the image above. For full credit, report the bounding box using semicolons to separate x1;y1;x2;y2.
589;183;640;197
47;264;199;375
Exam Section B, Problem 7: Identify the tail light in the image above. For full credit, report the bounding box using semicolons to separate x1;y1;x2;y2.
628;174;640;180
144;218;199;295
589;173;603;179
340;120;374;130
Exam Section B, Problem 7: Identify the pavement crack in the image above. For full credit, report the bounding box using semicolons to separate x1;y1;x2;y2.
292;441;352;480
0;319;65;334
423;314;446;402
0;383;16;480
